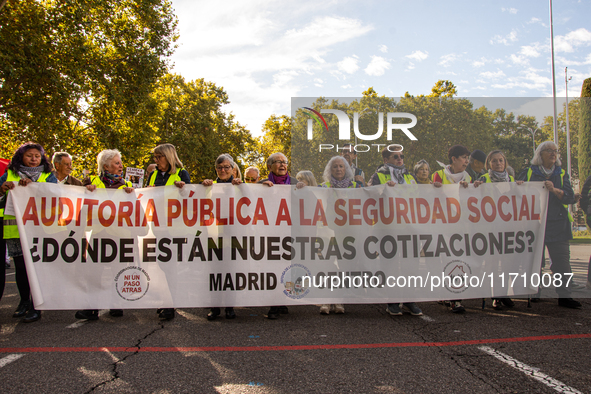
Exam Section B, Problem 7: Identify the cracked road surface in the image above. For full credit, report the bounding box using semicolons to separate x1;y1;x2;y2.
0;246;590;393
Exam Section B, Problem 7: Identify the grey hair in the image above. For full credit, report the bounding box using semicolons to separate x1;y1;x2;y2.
97;149;122;175
216;153;235;167
296;170;318;186
52;152;71;165
245;166;260;176
413;159;430;175
266;153;287;168
323;156;354;183
531;141;561;167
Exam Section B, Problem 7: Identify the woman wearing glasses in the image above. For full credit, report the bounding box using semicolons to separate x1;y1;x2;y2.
523;141;581;309
202;153;241;320
147;144;191;320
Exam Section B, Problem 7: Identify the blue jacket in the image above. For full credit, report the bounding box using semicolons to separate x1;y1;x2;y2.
526;165;574;243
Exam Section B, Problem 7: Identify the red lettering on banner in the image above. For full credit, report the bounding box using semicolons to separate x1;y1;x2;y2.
22;197;39;226
431;198;447;224
396;198;409;224
168;199;181;226
141;199;159;226
334;199;346;226
41;197;57;226
84;199;99;225
237;197;251;225
498;196;512;221
118;201;133;226
252;198;269;225
519;196;530;221
276;198;291;225
530;195;540;220
446;198;460;223
312;200;327;226
363;198;377;225
57;197;72;226
216;198;228;226
481;196;497;222
201;199;214;226
183;199;198;226
98;200;116;227
349;199;361;225
467;197;480;223
416;198;430;224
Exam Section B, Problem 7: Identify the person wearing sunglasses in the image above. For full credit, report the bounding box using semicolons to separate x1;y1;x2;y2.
368;148;422;317
243;167;260;183
368;147;416;187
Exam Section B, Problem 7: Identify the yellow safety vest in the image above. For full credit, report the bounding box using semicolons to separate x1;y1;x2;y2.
90;175;132;189
432;170;471;184
148;168;183;186
479;173;515;183
3;169;52;239
322;181;358;188
376;172;416;185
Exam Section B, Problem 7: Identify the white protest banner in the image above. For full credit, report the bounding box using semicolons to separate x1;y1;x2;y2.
6;181;548;309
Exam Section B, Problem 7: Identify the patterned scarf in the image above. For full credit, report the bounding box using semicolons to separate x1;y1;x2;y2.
385;163;406;184
18;165;44;182
330;176;353;188
489;170;510;183
539;164;556;178
100;169;123;187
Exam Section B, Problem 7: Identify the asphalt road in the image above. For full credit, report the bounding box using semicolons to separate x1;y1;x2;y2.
0;245;590;394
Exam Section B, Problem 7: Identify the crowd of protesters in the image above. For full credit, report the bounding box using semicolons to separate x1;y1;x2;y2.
0;140;586;324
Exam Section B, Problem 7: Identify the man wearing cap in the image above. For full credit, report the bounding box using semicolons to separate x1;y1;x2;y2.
52;152;83;186
466;149;486;182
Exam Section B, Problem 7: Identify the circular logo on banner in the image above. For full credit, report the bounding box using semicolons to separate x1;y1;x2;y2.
443;260;472;294
114;266;150;301
280;264;312;299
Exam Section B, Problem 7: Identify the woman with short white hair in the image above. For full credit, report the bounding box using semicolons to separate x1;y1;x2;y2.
523;141;581;309
74;149;133;321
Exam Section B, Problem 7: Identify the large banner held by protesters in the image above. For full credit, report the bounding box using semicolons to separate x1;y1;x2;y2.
6;182;548;309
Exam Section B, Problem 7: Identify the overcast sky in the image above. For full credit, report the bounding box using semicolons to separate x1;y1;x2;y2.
169;0;591;136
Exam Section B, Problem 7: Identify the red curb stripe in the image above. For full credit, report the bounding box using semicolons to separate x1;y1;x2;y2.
1;334;590;353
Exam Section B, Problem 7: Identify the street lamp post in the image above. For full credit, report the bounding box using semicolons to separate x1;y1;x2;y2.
518;126;538;157
565;67;572;179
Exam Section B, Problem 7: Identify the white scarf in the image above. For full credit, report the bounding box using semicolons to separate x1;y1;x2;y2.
443;165;470;183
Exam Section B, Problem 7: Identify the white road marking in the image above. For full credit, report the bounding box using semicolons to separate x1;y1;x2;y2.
0;354;25;368
479;346;584;394
66;310;108;329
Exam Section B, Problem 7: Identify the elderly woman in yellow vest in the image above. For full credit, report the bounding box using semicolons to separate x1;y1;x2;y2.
0;142;58;323
74;149;133;321
202;153;240;320
146;143;190;320
522;141;581;309
474;150;523;310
